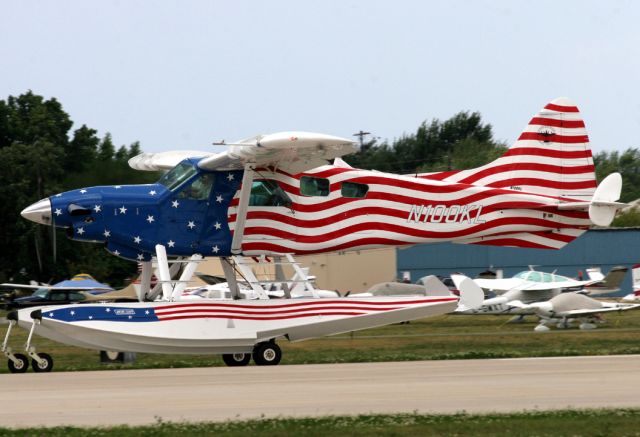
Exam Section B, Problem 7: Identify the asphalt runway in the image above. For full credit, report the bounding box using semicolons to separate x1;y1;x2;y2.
1;355;639;428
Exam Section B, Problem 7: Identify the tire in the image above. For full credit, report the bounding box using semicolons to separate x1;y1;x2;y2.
252;342;282;366
8;353;29;373
31;352;54;373
222;353;251;367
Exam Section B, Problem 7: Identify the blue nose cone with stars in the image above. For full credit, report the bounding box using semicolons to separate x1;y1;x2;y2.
21;159;243;262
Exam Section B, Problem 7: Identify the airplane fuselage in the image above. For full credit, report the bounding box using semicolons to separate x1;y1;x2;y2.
42;159;590;261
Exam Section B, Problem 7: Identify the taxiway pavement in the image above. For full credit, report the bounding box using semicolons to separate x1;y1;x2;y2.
1;355;639;428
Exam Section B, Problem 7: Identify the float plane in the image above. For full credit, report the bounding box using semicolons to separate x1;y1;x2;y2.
4;97;624;371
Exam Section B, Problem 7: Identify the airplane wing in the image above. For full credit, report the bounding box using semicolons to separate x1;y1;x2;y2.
0;283;113;291
128;150;214;171
129;132;357;175
559;303;640;317
198;131;357;174
472;278;535;293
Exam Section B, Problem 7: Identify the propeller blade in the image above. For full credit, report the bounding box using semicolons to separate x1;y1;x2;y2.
52;214;57;264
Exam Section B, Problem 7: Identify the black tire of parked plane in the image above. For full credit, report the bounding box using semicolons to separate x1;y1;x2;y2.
252;342;282;366
31;353;53;373
7;353;29;373
222;353;251;367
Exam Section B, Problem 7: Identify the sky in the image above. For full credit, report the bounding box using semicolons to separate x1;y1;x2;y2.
2;1;639;155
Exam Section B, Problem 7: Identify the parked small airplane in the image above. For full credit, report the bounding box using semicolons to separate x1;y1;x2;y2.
622;263;640;301
4;97;625;371
507;292;640;331
452;274;640;331
1;274;113;309
473;266;628;297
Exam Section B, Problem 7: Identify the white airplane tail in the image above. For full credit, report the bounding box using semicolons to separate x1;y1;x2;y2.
585;266;628;296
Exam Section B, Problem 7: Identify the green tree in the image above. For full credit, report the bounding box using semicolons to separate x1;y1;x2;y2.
344;111;506;174
97;132;116;161
66;125;99;172
0;91;159;285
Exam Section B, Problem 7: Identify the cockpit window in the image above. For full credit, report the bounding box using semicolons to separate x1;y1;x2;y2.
157;162;198;190
177;173;215;200
249;180;292;207
33;288;48;298
528;272;542;282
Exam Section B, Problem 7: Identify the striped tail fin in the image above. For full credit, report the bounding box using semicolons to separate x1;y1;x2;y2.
423;97;597;201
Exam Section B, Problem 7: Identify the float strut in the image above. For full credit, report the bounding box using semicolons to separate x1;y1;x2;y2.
1;319;20;365
25;312;46;366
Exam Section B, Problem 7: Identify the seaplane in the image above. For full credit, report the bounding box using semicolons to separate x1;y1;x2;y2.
3;97;624;372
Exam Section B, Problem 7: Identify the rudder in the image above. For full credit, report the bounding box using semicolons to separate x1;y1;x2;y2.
422;97;597;201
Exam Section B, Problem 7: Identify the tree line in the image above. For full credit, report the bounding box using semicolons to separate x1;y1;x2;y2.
0;91;158;286
1;91;638;285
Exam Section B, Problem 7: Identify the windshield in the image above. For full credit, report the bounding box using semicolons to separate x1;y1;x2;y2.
32;288;49;298
158;162;198;191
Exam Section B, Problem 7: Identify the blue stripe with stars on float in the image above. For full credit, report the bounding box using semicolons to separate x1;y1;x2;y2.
44;306;159;322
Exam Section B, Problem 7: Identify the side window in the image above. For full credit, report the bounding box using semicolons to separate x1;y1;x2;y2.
69;292;86;301
178;173;215;200
300;176;330;196
49;292;67;301
249;180;292;207
341;181;368;198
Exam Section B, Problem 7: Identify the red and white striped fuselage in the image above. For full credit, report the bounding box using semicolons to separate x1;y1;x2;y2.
230;99;596;254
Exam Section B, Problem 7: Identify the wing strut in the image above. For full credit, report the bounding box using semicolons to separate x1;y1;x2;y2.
138;261;152;302
231;164;255;255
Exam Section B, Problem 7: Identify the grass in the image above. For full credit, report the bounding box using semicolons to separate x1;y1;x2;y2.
2;310;640;373
1;409;639;436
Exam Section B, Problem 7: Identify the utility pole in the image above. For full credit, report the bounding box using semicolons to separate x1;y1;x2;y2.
352;130;371;149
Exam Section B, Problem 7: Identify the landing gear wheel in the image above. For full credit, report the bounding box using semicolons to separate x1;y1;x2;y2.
31;353;53;373
222;353;251;367
8;353;29;373
252;342;282;366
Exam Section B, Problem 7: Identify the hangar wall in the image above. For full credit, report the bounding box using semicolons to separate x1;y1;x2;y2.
396;228;640;295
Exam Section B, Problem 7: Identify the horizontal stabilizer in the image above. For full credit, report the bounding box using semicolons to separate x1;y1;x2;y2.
451;274;485;311
589;173;623;226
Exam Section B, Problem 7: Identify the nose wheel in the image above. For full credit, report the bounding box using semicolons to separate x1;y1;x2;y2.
3;318;29;373
3;312;54;373
31;352;54;372
7;353;29;373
